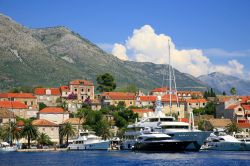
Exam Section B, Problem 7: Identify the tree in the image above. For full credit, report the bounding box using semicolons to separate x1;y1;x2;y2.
37;133;52;146
94;119;111;140
21;119;39;149
222;91;226;96
225;121;241;134
96;73;116;92
39;103;47;111
230;87;237;96
59;122;76;145
76;109;85;135
204;102;216;115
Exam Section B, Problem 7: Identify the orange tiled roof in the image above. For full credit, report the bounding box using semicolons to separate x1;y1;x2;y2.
60;86;70;92
151;87;169;92
225;104;239;110
39;107;65;114
238;123;250;128
242;104;250;111
139;96;157;102
32;119;58;126
239;96;250;104
70;80;93;86
0;93;36;99
132;109;154;114
0;101;28;109
34;88;60;95
101;92;135;100
186;98;207;103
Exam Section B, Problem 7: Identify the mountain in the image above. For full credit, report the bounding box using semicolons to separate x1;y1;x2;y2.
198;72;250;95
0;13;207;92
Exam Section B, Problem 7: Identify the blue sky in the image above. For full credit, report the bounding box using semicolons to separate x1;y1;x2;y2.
0;0;250;77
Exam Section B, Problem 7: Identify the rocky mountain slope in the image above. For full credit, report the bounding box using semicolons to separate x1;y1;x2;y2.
0;13;207;92
198;72;250;95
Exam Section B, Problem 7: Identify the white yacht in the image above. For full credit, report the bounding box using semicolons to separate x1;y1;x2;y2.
122;96;211;151
202;132;250;151
0;142;17;152
67;130;110;150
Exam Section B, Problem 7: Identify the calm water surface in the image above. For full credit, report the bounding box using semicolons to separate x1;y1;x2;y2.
0;150;250;166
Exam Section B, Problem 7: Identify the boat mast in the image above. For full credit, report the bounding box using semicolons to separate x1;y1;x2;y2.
168;40;172;116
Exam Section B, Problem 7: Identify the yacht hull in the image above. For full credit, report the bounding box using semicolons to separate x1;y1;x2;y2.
202;142;250;151
68;141;110;150
133;140;193;152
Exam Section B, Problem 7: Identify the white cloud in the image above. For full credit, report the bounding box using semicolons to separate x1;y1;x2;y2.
111;43;128;61
204;48;250;57
111;25;247;78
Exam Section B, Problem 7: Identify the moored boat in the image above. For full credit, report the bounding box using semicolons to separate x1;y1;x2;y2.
0;142;17;152
67;130;110;150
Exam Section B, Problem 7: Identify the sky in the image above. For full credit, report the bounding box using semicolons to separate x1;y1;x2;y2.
0;0;250;78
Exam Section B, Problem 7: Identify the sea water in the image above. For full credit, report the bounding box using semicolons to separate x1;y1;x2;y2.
0;150;250;166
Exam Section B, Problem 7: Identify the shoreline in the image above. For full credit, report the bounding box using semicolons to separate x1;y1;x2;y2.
17;148;68;152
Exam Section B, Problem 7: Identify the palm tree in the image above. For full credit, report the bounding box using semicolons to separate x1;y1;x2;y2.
76;109;85;135
1;121;21;145
94;119;111;140
60;122;76;145
225;121;242;134
37;133;52;147
21;119;39;149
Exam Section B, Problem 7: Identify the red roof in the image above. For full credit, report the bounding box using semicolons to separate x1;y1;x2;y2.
0;101;28;109
70;80;93;86
139;96;157;102
0;93;36;99
239;96;250;104
101;92;135;100
225;104;239;110
60;86;70;92
34;88;60;96
32;119;58;126
132;109;154;114
151;87;169;93
39;107;65;114
238;123;250;128
242;104;250;111
178;118;189;123
186;98;207;103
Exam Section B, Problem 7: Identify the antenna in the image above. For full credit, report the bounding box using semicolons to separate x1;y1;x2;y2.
168;39;172;115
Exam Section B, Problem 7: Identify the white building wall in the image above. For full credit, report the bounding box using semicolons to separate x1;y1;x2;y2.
39;113;69;124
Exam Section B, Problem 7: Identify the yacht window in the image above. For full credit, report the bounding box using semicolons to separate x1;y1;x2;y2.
145;137;170;141
161;125;189;129
149;118;159;122
160;118;174;122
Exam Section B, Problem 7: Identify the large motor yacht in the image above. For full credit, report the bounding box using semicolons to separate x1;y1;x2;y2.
67;130;110;150
122;96;211;151
132;127;194;152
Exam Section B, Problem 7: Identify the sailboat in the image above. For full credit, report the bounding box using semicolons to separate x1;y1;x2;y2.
122;40;211;151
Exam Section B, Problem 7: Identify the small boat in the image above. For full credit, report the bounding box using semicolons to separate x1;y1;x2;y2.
202;132;250;151
0;142;17;152
132;129;193;152
67;130;110;150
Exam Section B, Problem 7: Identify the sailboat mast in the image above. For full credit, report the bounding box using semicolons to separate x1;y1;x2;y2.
168;40;172;115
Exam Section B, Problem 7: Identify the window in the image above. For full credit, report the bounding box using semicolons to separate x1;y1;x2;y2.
130;102;132;105
24;101;27;105
88;89;90;92
81;89;84;92
238;108;242;111
203;103;205;106
43;128;45;131
75;88;77;92
196;103;199;106
51;127;54;131
31;101;33;105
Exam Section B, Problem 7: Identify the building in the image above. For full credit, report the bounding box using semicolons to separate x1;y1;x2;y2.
32;119;60;143
0;101;28;118
90;99;102;111
131;108;154;118
177;91;203;99
60;86;70;98
34;88;61;106
0;109;15;125
0;93;37;109
63;118;84;132
238;123;250;137
101;92;136;107
38;107;69;124
69;80;94;101
185;98;208;113
136;95;156;108
150;87;169;96
207;118;232;131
